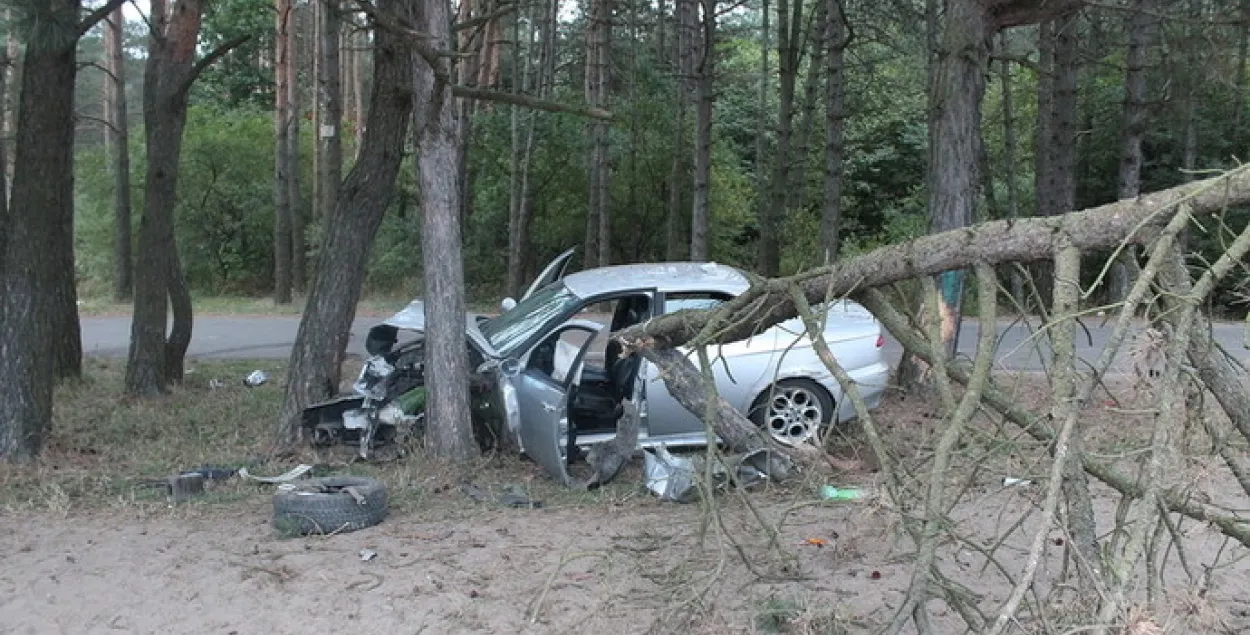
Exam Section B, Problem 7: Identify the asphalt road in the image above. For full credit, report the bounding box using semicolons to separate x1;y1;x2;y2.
80;313;1250;373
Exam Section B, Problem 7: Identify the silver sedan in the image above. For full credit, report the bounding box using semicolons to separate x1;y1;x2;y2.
373;249;890;484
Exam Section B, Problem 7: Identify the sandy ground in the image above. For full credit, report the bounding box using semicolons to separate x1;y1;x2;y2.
5;381;1250;634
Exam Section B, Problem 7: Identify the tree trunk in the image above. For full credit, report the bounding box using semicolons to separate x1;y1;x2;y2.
1;7;17;205
274;0;295;304
1235;0;1248;141
415;0;478;463
594;0;611;267
924;0;993;361
997;35;1024;304
665;0;694;261
583;0;611;268
1179;0;1200;184
274;0;415;446
753;0;769;258
105;8;133;303
689;0;714;261
759;0;803;277
619;165;1250;351
787;3;824;216
506;0;554;298
288;16;304;293
1034;21;1055;218
820;0;846;261
318;0;343;244
1107;0;1154;302
1051;12;1079;215
0;0;80;459
126;0;239;396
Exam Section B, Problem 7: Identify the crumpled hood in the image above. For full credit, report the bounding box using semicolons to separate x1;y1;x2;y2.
378;299;497;357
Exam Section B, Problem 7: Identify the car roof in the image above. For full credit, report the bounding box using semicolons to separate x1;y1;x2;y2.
561;262;751;298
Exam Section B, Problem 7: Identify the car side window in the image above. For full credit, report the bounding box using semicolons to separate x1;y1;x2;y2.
527;327;594;385
663;292;733;314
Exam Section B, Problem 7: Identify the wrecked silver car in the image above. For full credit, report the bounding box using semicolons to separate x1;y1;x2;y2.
303;249;890;484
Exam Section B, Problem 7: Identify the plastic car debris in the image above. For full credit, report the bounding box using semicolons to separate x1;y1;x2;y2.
244;370;269;386
819;485;866;501
238;464;314;483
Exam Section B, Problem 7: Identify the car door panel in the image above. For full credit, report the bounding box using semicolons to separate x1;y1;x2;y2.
511;321;602;485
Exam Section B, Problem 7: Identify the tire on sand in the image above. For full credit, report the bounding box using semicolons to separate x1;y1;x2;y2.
272;476;388;536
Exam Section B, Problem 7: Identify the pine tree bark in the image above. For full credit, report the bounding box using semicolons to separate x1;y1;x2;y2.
759;0;803;277
126;0;243;396
0;0;81;458
1107;0;1155;302
104;8;133;303
415;0;478;463
820;0;846;261
274;0;415;446
274;0;295;304
317;0;343;242
689;0;714;261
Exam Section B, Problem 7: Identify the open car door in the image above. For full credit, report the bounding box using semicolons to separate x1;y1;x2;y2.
521;247;576;301
513;320;602;484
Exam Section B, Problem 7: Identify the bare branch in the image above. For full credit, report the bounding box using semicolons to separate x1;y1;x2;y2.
78;0;129;37
181;35;251;96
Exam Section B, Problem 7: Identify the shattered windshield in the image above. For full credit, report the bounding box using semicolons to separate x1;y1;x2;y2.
479;283;582;355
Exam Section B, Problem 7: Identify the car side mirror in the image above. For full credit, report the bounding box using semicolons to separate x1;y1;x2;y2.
501;297;517;312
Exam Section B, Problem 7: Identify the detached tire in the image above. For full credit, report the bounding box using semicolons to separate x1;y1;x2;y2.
272;476;388;536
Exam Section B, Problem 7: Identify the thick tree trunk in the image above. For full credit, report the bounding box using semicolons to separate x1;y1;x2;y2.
126;0;239;396
105;8;133;303
274;0;295;304
0;0;80;459
924;0;992;363
821;0;846;260
415;0;478;463
274;0;415;446
689;0;714;261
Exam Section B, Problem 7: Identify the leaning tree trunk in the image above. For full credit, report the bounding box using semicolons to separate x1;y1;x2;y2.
616;166;1250;465
274;0;416;447
0;0;80;459
104;7;133;303
415;0;479;463
126;0;243;396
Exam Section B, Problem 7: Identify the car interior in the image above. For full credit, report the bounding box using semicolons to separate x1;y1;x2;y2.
547;294;651;461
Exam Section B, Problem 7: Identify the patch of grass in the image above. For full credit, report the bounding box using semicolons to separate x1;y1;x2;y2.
0;358;654;519
0;359;290;512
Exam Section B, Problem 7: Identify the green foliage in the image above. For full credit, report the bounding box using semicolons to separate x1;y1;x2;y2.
76;106;312;295
194;0;276;108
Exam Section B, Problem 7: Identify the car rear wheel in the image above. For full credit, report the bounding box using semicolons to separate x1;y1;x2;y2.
750;379;834;445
